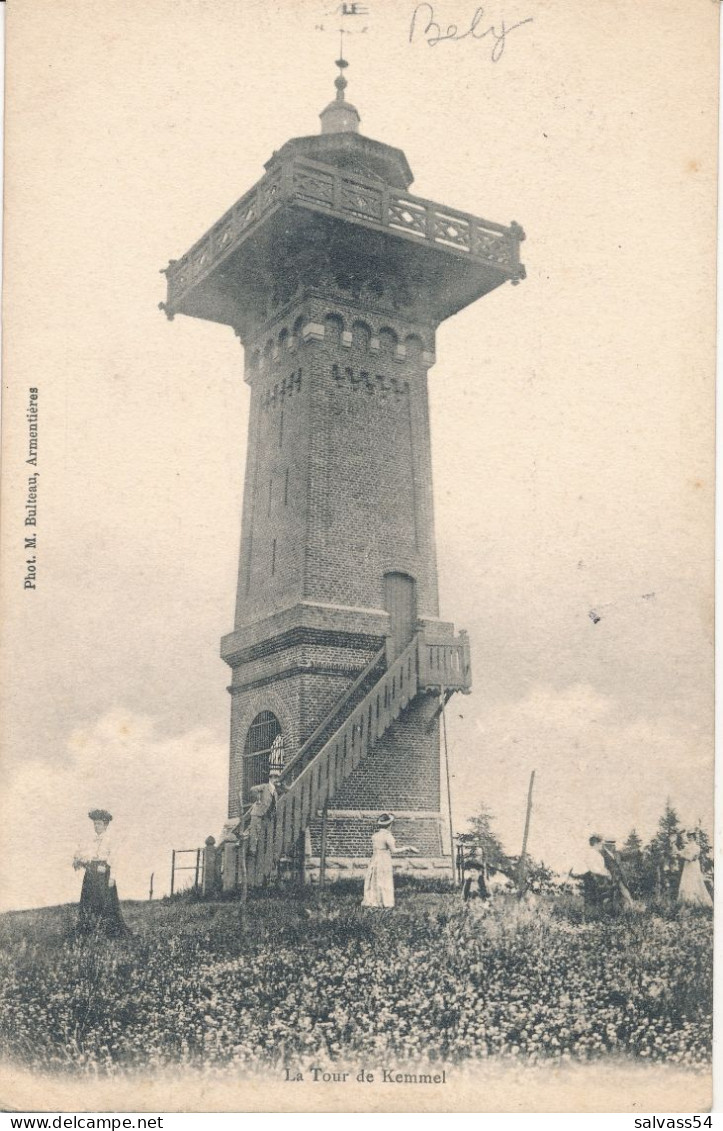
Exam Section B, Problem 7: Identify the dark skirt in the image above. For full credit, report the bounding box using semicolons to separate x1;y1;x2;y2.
582;871;613;913
462;871;490;902
78;863;129;938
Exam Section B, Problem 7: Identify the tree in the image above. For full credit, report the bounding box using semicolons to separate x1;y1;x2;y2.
507;855;555;893
645;800;681;897
692;825;714;893
620;828;645;897
462;804;509;871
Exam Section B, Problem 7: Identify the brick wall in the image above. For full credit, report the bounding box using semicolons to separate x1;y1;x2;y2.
229;662;444;852
234;297;439;629
333;692;441;812
234;359;309;627
308;815;443;858
225;293;446;843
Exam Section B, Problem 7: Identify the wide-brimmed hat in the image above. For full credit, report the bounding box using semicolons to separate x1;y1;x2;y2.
377;813;394;827
88;808;112;823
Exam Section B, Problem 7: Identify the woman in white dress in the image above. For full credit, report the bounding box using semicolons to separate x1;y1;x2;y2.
362;814;418;909
675;829;713;908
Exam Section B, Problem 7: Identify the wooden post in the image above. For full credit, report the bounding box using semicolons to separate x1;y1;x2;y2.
238;834;249;935
170;849;176;897
517;770;536;897
319;803;329;895
222;839;238;892
455;841;465;888
148;873;154;901
239;836;249;902
440;688;456;885
459;629;471;687
194;848;201;892
202;837;218;898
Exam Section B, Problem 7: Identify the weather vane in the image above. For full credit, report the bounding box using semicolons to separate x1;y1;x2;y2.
315;2;371;50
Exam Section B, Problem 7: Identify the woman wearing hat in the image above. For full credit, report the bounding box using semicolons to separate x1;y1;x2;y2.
73;809;129;937
362;813;418;909
675;829;713;908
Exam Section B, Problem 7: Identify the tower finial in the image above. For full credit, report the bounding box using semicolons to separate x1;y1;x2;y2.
334;52;349;102
320;47;360;134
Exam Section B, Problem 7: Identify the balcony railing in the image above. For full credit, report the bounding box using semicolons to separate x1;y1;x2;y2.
417;632;471;694
164;156;525;310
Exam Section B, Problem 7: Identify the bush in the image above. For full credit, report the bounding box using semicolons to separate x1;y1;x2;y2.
0;891;712;1075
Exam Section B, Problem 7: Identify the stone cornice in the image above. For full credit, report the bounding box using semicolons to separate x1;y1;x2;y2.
222;601;392;665
225;626;384;670
227;662;372;696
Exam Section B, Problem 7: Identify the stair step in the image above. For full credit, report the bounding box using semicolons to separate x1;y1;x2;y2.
244;629;473;888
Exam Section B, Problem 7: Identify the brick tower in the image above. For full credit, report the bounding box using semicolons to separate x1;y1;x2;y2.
162;63;524;884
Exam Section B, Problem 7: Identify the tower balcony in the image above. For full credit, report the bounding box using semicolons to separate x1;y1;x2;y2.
417;628;471;694
161;155;525;333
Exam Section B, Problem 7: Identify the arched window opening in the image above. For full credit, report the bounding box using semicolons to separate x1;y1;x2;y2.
352;320;372;350
324;313;344;345
405;333;424;361
243;711;283;793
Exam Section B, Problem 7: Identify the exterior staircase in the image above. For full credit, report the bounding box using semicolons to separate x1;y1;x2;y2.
244;630;471;887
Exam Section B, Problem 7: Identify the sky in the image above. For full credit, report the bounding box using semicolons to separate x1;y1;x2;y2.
0;0;716;910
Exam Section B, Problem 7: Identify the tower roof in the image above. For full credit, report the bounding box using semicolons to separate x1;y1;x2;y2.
264;58;414;190
161;56;526;332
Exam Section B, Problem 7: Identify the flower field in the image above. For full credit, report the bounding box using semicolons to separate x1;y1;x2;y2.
0;888;712;1076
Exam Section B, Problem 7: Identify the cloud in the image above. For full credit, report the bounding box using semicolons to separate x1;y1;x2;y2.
0;690;712;911
447;683;713;872
0;709;227;911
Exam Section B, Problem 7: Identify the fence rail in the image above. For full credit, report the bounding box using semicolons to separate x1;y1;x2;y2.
169;847;203;896
165;156;525;310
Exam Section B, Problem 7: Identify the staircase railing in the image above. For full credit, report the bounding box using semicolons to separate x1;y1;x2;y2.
247;632;421;885
278;644;386;787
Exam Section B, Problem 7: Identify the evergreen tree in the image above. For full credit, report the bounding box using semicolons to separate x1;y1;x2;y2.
620;828;645;897
645;800;681;897
521;857;554;892
694;825;714;883
622;828;644;856
463;804;509;870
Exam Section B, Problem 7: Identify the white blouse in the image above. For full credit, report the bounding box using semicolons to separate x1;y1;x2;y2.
580;845;610;877
74;828;114;873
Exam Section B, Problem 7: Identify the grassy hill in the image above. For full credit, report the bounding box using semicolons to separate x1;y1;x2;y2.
0;885;713;1076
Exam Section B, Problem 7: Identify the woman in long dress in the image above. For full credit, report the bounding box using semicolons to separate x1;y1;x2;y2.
362;813;418;909
73;808;130;937
675;829;713;908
